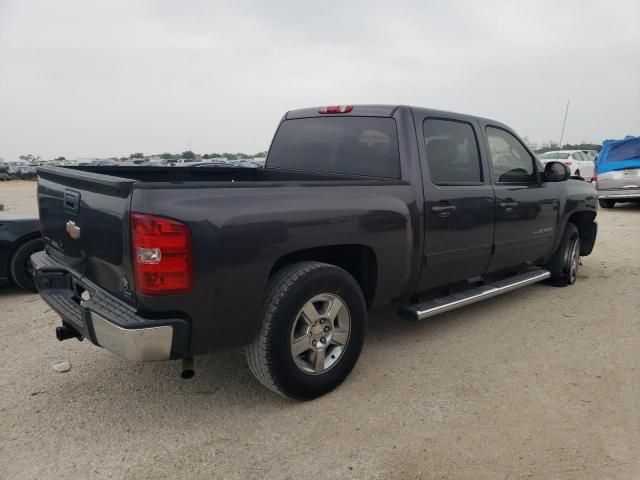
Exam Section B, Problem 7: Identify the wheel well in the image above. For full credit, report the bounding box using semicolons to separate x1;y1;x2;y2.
269;245;377;308
567;211;596;255
6;234;42;283
10;233;42;257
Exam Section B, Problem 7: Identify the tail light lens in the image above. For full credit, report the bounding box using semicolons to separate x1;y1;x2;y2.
131;213;192;295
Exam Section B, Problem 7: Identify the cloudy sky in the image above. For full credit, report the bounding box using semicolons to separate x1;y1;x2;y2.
0;0;638;161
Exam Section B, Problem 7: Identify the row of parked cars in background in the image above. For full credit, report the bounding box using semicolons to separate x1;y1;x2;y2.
0;162;38;180
85;157;267;168
537;149;598;181
536;142;640;208
0;157;267;180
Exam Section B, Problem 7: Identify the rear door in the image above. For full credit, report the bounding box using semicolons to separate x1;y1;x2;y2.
416;114;495;291
481;125;558;273
38;167;136;302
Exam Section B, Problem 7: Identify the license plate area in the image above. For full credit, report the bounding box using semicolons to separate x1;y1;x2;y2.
623;169;639;178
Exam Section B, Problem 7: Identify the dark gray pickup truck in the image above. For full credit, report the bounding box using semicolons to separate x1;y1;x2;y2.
33;105;598;400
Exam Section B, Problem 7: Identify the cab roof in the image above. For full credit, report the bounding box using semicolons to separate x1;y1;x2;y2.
285;104;508;129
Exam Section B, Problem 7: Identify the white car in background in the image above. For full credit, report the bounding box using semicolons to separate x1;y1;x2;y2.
538;150;595;181
582;150;599;161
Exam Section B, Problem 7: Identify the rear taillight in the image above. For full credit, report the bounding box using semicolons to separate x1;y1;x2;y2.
319;105;353;114
131;213;192;295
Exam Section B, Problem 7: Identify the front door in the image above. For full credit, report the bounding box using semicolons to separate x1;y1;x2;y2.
482;125;558;273
417;116;495;291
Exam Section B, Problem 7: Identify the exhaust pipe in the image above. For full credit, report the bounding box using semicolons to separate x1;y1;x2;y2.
56;325;83;342
180;357;195;379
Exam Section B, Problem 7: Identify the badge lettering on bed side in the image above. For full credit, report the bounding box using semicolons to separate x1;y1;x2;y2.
65;220;81;240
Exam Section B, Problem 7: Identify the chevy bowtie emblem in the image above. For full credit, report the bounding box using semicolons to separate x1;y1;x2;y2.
66;220;81;240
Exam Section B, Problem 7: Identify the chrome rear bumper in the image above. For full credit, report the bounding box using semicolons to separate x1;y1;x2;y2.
31;251;189;361
597;189;640;200
91;313;173;361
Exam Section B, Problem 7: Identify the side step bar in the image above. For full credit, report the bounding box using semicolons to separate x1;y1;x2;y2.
401;269;551;321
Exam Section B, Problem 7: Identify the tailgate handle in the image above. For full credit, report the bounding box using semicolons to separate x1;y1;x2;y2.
64;191;81;214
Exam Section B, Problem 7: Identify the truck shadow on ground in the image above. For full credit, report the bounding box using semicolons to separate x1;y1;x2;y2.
21;255;598;423
0;283;36;297
52;281;552;413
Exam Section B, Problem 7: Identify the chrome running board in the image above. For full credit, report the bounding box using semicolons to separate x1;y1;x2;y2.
401;269;551;321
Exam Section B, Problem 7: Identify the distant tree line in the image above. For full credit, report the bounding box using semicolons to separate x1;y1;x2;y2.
19;154;42;163
532;143;602;154
129;150;268;161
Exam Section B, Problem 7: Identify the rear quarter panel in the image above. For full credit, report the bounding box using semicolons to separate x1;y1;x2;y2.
131;182;418;354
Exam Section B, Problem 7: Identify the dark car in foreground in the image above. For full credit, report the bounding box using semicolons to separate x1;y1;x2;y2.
32;105;598;399
0;213;43;291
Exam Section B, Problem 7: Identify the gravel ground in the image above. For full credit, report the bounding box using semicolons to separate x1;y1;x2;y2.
1;181;639;479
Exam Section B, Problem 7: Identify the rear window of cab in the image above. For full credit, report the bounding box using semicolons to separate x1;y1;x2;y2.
267;117;400;178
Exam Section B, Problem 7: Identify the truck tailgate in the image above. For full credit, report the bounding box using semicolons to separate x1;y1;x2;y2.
37;167;136;302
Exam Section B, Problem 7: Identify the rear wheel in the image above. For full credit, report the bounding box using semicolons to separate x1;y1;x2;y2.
245;261;367;400
546;223;580;286
9;238;44;292
598;199;615;209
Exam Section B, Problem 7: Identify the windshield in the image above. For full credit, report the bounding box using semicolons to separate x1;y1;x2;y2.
539;152;570;159
267;117;400;178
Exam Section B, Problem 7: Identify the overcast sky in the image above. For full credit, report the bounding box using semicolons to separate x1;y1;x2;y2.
1;0;638;161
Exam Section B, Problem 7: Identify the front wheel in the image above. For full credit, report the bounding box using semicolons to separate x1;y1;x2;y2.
245;261;367;400
546;223;580;286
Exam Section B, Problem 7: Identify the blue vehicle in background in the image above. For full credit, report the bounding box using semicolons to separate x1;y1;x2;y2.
594;136;640;208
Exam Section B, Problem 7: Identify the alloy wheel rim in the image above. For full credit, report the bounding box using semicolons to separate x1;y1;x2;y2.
290;293;351;375
567;237;580;283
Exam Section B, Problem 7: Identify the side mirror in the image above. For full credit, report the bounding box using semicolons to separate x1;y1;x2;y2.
544;161;570;182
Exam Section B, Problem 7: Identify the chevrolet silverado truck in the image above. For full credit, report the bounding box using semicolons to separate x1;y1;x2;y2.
32;105;598;400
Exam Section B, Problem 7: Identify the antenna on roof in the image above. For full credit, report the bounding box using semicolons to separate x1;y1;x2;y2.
558;99;570;149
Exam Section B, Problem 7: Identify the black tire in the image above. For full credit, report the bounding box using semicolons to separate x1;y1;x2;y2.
598;199;615;209
245;261;367;400
9;238;44;292
546;223;580;287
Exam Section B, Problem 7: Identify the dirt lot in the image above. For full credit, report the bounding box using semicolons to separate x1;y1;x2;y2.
1;180;638;479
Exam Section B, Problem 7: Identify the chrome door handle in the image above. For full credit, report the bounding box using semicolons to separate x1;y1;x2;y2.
431;205;456;217
499;201;519;212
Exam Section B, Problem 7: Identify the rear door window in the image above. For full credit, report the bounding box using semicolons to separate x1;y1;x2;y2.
423;119;482;185
267;117;400;178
